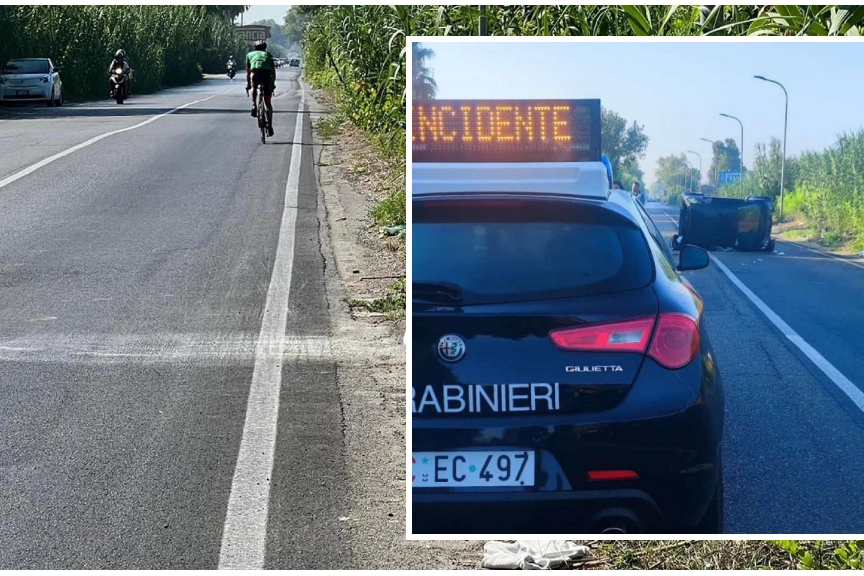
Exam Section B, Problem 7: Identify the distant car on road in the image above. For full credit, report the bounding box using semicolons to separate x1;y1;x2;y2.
289;58;300;67
0;58;63;106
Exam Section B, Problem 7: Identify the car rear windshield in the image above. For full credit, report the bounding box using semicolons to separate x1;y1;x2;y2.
413;196;653;305
3;60;50;75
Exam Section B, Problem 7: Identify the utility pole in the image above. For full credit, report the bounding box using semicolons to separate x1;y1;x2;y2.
700;137;717;189
687;150;702;190
720;113;744;182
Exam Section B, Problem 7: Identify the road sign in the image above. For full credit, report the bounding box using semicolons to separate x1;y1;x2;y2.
234;25;271;45
719;171;741;184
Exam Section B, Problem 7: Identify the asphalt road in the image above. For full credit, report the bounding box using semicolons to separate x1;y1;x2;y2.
0;72;352;568
646;201;864;534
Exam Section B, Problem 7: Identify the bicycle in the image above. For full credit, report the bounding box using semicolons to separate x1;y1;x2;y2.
246;83;267;144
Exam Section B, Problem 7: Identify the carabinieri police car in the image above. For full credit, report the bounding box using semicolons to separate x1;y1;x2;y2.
411;99;725;535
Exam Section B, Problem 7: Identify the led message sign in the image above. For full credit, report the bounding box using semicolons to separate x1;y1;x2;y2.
412;99;601;163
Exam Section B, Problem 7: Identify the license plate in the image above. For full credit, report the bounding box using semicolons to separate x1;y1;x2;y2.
16;90;27;96
412;450;535;488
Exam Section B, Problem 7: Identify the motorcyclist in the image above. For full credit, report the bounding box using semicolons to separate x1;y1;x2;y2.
108;49;131;98
245;40;276;137
227;55;236;73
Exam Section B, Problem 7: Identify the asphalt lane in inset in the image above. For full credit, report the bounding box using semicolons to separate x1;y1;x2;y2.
646;202;864;533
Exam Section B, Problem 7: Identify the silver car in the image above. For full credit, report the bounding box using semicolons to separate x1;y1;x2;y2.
0;58;63;106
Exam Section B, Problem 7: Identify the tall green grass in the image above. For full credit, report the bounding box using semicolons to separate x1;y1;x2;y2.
792;131;864;249
719;130;864;250
0;5;248;101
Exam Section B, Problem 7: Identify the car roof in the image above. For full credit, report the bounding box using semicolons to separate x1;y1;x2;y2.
7;58;50;62
412;161;611;200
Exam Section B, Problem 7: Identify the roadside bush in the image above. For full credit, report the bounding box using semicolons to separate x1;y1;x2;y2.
0;5;248;101
717;130;864;248
773;540;864;570
782;187;807;219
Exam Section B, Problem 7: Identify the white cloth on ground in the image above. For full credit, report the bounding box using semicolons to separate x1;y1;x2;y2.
481;540;590;570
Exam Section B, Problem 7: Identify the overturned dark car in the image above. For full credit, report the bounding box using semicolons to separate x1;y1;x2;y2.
671;193;775;252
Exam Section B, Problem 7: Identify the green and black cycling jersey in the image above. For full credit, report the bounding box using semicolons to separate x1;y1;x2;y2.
245;50;274;72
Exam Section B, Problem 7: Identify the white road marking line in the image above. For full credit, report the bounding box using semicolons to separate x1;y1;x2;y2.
0;92;226;190
711;255;864;413
658;204;864;409
218;89;306;570
0;332;400;365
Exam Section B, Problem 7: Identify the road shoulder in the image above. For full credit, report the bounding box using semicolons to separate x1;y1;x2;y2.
307;87;482;569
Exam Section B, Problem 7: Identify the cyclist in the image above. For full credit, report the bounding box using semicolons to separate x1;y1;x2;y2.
245;40;275;137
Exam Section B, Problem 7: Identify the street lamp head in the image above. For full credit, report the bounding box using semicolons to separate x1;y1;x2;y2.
754;75;766;80
720;113;731;118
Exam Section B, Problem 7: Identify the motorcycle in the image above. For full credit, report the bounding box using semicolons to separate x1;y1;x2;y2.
110;67;128;104
227;64;236;79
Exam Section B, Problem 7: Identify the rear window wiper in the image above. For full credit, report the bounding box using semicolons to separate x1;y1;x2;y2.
413;281;463;302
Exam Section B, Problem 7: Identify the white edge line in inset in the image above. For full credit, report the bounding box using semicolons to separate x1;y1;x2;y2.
660;206;864;412
709;255;864;414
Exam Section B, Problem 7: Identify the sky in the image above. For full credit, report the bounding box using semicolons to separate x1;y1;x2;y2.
241;5;291;26
417;39;864;189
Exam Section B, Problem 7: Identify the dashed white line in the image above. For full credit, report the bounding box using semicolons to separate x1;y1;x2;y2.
217;89;306;570
0;88;234;190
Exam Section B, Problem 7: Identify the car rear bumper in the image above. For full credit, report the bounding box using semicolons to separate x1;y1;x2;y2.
413;488;667;534
1;86;52;100
411;359;724;534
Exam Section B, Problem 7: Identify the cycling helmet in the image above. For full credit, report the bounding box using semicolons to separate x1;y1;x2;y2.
254;40;267;50
115;49;125;58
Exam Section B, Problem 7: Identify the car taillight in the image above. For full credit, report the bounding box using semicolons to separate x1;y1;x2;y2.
588;470;639;481
549;313;700;370
549;317;655;353
648;313;700;370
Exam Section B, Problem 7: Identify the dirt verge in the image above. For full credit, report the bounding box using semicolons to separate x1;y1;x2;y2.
306;85;482;569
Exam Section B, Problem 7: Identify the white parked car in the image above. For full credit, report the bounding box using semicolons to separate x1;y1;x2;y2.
0;58;63;106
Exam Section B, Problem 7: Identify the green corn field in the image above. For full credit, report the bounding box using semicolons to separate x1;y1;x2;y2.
0;5;248;101
296;4;864;247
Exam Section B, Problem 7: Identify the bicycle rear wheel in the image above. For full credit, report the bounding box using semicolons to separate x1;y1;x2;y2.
257;88;266;144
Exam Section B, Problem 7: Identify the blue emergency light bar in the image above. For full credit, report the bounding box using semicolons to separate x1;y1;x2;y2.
412;99;601;164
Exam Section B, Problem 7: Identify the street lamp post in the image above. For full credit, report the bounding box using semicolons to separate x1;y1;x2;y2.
720;113;744;181
687;150;702;191
479;5;488;35
754;75;789;220
700;137;717;189
683;157;693;193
